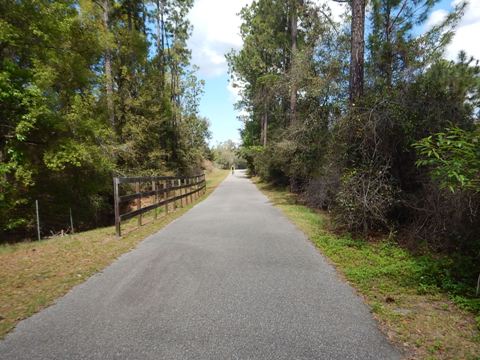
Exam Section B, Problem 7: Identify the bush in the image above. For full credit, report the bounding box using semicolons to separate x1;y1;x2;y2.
402;182;480;253
252;145;290;185
303;162;341;210
414;126;480;193
334;165;398;233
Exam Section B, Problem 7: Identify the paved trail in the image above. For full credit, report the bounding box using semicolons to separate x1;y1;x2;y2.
1;171;400;360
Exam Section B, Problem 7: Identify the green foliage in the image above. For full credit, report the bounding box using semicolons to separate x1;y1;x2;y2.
212;140;246;170
230;0;348;190
367;0;466;91
0;0;210;240
414;126;480;192
231;0;480;294
252;144;290;184
237;145;263;174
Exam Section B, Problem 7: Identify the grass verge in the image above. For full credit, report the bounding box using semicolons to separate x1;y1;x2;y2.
255;179;480;360
0;169;229;339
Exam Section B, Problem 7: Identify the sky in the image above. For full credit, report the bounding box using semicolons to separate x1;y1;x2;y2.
186;0;480;145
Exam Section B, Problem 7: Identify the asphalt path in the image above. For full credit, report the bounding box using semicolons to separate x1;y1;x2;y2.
0;170;400;359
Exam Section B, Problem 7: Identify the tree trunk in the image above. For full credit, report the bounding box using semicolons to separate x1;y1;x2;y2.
261;113;268;146
102;0;115;129
0;147;5;183
290;0;298;124
385;4;393;88
350;0;365;105
156;0;166;90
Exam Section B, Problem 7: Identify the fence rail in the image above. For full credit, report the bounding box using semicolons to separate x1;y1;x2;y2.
113;173;206;237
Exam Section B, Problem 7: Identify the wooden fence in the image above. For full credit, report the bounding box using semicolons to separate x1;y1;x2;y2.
113;174;206;237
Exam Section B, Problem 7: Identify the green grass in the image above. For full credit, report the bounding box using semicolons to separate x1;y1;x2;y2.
255;180;480;360
0;169;229;338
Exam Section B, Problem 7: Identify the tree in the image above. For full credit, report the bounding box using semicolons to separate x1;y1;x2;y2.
228;0;332;149
101;0;115;129
289;0;300;123
213;141;242;169
227;0;290;147
0;0;211;240
349;0;365;104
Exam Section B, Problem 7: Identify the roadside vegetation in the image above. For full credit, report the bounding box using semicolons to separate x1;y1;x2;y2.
0;169;229;339
256;180;480;359
211;140;248;170
229;1;480;357
1;0;213;242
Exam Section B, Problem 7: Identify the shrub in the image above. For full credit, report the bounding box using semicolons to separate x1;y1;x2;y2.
334;165;398;234
304;162;341;210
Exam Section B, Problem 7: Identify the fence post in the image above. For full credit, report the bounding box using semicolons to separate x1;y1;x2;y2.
192;176;196;200
192;176;197;201
172;179;177;211
194;176;198;200
160;181;164;215
136;182;142;226
203;173;206;195
185;178;188;203
164;180;169;214
199;175;202;196
189;178;193;204
192;177;195;201
69;207;74;234
180;179;184;207
114;177;121;237
35;200;41;241
152;180;157;220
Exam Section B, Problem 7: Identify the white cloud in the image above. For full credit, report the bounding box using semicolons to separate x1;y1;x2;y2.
188;0;347;79
226;72;245;118
309;0;348;23
227;78;250;118
425;9;449;29
425;0;480;61
445;0;480;60
188;0;253;78
227;80;241;103
323;0;348;22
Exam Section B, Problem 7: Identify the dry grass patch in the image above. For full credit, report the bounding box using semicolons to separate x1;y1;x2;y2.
0;169;229;338
255;179;480;360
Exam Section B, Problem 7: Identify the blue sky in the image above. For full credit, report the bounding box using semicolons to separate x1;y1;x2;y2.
187;0;480;145
200;74;241;145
